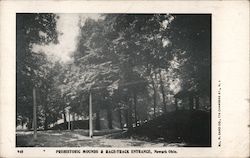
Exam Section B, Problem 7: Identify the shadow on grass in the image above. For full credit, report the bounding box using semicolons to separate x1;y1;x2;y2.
16;130;121;147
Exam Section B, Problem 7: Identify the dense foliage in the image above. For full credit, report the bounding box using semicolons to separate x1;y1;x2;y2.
16;14;211;131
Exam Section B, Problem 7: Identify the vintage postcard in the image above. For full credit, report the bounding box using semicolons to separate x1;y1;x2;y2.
0;0;249;157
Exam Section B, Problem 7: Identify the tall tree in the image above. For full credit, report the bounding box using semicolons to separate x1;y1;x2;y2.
168;14;211;109
16;13;58;128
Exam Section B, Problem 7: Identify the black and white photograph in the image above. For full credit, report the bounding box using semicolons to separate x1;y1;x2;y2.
0;0;249;157
16;13;211;148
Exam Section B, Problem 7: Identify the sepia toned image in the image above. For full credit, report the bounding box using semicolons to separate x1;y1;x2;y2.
16;13;211;148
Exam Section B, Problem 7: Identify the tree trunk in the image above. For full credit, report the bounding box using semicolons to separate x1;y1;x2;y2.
68;111;71;130
32;87;37;140
44;103;48;130
95;109;100;130
125;109;129;129
128;104;133;130
175;98;178;111
71;113;75;131
41;89;49;131
195;96;200;110
21;119;24;129
89;91;93;138
107;105;113;129
127;96;133;130
150;74;157;118
158;70;167;113
44;114;48;130
189;95;194;110
95;102;101;130
133;92;138;126
27;118;32;130
118;108;123;129
63;110;67;129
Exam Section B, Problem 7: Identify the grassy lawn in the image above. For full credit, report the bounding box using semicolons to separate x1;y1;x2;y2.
16;130;185;147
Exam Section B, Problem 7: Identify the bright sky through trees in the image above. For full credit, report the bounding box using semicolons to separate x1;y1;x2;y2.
32;13;101;63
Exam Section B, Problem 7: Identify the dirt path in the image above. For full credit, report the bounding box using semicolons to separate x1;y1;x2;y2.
16;130;184;147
